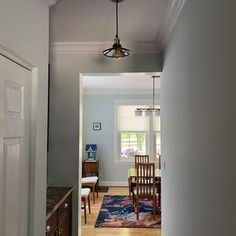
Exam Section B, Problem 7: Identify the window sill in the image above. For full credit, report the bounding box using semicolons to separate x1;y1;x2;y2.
113;159;134;164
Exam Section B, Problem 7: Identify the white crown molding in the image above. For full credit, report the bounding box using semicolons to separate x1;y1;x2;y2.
50;42;161;55
83;89;161;96
48;0;58;7
157;0;188;49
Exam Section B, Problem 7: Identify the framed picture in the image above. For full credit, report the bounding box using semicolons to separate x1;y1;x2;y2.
93;122;101;131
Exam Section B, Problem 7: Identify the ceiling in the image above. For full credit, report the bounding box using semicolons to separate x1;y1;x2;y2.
49;0;185;93
83;73;161;94
50;0;169;44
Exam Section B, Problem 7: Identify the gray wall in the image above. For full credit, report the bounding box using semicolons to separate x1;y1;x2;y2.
48;53;162;234
162;0;236;236
0;1;49;235
83;94;159;183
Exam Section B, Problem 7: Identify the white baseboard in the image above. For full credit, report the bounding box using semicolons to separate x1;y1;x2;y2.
99;181;128;187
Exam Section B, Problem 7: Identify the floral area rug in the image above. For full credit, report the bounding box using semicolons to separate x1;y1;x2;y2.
95;195;161;228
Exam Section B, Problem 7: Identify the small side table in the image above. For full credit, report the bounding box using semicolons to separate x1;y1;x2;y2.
82;160;99;178
82;160;99;199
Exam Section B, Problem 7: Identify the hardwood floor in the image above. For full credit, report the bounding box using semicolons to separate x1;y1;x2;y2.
81;187;161;236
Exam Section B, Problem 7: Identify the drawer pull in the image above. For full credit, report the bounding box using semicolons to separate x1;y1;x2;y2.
46;225;51;232
64;203;68;209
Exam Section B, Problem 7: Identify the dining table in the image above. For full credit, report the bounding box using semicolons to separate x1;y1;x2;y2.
128;167;161;207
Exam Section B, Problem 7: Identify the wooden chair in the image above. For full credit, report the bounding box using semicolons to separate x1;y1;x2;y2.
133;163;156;220
81;188;91;224
129;155;150;199
81;176;98;204
135;155;149;168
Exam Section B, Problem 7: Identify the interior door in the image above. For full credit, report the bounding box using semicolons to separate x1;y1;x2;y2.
0;54;31;236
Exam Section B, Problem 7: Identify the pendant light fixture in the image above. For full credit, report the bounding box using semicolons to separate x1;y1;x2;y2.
134;76;160;117
102;0;132;59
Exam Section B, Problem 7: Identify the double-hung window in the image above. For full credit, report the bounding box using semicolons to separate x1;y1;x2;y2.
114;101;161;162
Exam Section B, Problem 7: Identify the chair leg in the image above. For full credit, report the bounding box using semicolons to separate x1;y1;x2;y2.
92;184;95;204
137;200;139;220
96;182;98;197
153;196;156;220
83;197;87;224
128;178;131;199
87;195;91;214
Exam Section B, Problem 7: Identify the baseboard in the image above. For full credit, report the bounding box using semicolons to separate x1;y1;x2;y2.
99;181;128;187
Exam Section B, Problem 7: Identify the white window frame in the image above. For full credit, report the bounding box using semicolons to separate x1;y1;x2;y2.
114;99;160;163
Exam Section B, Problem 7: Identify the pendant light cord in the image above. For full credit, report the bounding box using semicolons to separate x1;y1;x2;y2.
116;0;119;38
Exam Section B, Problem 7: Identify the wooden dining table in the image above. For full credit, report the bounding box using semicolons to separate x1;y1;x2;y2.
128;168;161;207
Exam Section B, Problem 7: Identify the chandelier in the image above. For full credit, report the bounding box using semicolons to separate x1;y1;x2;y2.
134;76;160;116
102;0;132;59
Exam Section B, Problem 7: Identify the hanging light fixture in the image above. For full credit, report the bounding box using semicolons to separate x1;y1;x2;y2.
134;76;160;117
102;0;132;59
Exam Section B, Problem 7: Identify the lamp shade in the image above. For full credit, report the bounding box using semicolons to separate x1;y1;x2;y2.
145;109;152;117
155;109;160;116
134;109;142;116
85;144;97;152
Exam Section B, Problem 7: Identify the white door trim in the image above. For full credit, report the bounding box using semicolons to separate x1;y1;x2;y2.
0;44;39;236
78;73;83;236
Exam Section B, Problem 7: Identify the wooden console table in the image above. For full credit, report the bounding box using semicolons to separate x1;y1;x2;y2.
82;160;99;178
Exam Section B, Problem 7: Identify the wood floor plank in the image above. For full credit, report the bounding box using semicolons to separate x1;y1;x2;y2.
81;187;161;236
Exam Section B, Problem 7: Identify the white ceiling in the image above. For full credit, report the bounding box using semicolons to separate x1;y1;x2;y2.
50;0;169;44
83;73;161;94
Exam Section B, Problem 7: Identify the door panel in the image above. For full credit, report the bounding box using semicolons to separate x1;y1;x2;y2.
0;55;31;236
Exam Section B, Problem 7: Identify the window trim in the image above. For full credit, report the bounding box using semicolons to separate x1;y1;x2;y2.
114;99;160;163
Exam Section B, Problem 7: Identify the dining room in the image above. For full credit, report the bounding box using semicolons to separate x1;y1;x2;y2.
80;73;161;235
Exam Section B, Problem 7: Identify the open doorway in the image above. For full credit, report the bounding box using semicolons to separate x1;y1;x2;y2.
79;72;161;236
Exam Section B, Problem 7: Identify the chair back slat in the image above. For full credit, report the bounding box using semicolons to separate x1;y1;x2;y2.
136;163;156;197
135;155;149;169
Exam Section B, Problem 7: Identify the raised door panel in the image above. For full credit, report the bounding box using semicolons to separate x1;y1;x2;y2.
0;55;31;236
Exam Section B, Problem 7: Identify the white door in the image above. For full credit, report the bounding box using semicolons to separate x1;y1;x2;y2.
0;55;31;236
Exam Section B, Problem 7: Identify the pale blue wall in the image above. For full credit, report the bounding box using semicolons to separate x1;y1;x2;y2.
83;93;159;183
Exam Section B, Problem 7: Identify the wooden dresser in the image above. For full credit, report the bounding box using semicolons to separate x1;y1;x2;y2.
46;187;73;236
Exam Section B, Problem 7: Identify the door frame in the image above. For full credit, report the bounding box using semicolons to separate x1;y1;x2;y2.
0;44;39;236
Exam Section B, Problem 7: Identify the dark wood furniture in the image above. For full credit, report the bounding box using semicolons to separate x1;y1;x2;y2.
82;160;99;197
133;163;157;220
46;187;73;236
134;155;150;168
81;188;91;224
128;155;150;198
82;160;99;178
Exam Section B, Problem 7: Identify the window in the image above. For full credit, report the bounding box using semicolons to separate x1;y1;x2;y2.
120;131;147;158
114;101;161;162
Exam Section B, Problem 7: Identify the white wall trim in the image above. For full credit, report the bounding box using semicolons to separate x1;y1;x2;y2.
49;0;58;7
100;181;128;187
157;0;188;49
0;44;33;70
83;89;161;95
50;42;161;55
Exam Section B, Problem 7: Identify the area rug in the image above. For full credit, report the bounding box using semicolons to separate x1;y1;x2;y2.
95;195;161;228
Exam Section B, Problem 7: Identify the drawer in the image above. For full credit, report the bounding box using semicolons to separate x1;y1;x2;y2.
46;211;57;236
58;193;72;220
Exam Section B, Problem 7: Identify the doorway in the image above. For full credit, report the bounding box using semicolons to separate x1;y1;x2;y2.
79;72;161;236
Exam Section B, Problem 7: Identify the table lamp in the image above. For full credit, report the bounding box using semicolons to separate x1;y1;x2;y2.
85;144;97;160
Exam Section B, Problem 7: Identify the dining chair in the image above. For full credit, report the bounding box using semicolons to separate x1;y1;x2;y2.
135;155;150;168
81;176;98;204
133;162;157;220
129;155;150;199
81;188;91;224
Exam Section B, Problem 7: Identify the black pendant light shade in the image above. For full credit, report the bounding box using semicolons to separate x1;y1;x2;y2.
102;0;132;59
